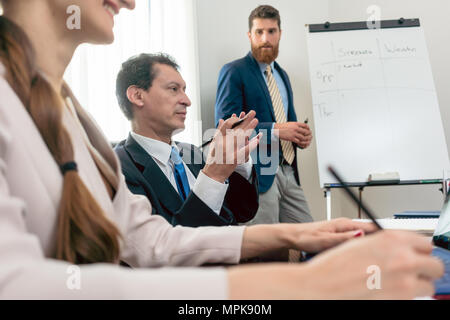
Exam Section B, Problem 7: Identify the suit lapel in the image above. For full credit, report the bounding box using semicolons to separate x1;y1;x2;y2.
124;135;184;211
185;162;199;178
245;53;276;121
274;62;297;122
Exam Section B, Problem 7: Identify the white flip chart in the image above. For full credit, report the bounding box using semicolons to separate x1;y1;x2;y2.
306;20;450;186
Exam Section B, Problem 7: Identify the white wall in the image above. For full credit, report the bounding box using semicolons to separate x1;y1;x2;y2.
195;0;449;221
196;0;329;131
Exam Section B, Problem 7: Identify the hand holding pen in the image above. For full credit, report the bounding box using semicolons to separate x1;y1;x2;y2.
202;111;261;183
297;118;312;149
273;118;313;149
201;111;258;148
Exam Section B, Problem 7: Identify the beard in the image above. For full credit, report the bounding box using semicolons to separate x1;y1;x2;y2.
251;42;280;64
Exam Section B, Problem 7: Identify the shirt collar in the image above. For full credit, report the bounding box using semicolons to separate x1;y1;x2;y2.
130;132;180;166
258;60;275;74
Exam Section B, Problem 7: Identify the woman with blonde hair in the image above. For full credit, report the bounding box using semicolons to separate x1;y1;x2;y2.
0;0;443;299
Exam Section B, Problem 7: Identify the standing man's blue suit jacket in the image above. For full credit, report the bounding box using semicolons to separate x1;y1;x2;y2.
215;52;301;193
115;135;259;227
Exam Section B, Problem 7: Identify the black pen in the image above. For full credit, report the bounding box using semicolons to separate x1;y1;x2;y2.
200;116;248;149
296;118;310;149
327;166;383;230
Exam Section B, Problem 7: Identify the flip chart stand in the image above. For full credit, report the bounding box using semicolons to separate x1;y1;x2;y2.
324;180;444;220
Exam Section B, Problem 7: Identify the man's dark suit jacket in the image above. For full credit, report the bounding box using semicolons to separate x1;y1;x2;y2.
114;135;259;227
215;52;301;194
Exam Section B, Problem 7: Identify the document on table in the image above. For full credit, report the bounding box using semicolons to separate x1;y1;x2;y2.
355;218;439;235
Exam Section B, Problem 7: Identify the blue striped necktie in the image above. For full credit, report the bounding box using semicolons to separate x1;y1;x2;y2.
170;146;191;201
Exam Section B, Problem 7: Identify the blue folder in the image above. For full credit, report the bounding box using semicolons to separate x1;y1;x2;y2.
394;211;441;219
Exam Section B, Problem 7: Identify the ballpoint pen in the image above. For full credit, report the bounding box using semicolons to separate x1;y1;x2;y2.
328;166;383;230
296;118;310;149
200;116;248;149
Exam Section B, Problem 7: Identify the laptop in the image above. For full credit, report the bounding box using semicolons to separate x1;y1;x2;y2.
431;192;450;296
327;166;450;297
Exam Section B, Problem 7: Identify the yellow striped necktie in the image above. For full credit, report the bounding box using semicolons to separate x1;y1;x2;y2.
265;65;295;165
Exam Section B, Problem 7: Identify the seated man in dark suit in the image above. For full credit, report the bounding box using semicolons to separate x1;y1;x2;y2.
114;53;260;227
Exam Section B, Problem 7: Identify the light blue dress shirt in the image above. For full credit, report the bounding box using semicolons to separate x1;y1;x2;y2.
257;61;289;140
258;61;289;117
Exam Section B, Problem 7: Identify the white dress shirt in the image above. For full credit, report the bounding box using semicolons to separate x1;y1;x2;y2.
131;132;253;215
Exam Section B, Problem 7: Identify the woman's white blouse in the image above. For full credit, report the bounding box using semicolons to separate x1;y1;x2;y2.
0;63;245;299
